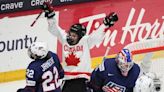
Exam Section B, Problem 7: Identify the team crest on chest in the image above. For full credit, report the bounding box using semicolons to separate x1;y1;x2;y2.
102;81;126;92
64;44;83;66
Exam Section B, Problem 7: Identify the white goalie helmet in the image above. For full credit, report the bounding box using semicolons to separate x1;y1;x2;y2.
28;42;48;59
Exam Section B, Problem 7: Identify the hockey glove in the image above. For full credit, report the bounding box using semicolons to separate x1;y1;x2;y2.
41;2;55;18
103;12;118;27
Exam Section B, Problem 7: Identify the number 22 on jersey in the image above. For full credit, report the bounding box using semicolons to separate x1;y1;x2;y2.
42;66;62;92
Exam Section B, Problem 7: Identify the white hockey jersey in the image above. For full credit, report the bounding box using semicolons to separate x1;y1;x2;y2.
47;17;106;80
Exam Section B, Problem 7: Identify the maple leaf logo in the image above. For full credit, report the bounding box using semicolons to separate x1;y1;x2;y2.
65;53;80;66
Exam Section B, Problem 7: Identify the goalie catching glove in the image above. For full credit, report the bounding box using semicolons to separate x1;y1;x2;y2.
103;12;118;27
41;2;55;18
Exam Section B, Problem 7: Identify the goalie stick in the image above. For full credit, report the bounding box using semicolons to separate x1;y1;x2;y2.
30;1;53;27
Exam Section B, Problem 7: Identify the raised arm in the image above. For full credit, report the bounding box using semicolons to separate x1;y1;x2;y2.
88;12;118;49
47;17;67;43
42;2;67;43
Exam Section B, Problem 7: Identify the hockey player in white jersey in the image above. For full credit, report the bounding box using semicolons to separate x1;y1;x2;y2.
41;2;118;92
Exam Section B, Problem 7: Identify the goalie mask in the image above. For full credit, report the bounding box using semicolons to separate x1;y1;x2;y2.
116;49;134;76
28;42;48;59
67;23;86;45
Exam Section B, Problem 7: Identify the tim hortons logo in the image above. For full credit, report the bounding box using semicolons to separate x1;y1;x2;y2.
79;8;164;48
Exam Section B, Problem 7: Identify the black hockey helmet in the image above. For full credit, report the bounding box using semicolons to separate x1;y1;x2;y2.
69;23;86;38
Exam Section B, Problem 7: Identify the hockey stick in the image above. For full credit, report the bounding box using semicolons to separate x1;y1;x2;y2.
99;47;110;71
30;11;43;27
30;1;51;27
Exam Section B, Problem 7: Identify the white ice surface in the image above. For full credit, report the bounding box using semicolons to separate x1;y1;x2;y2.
0;80;26;92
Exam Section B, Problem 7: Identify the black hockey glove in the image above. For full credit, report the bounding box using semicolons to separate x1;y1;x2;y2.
41;2;55;18
103;12;118;27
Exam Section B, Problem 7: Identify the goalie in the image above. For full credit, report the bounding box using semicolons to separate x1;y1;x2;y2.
88;49;154;92
41;2;118;92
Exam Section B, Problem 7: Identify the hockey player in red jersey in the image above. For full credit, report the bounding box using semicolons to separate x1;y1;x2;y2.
41;2;118;92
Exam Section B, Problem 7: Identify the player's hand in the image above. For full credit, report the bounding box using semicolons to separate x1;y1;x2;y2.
41;2;55;18
103;12;118;27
